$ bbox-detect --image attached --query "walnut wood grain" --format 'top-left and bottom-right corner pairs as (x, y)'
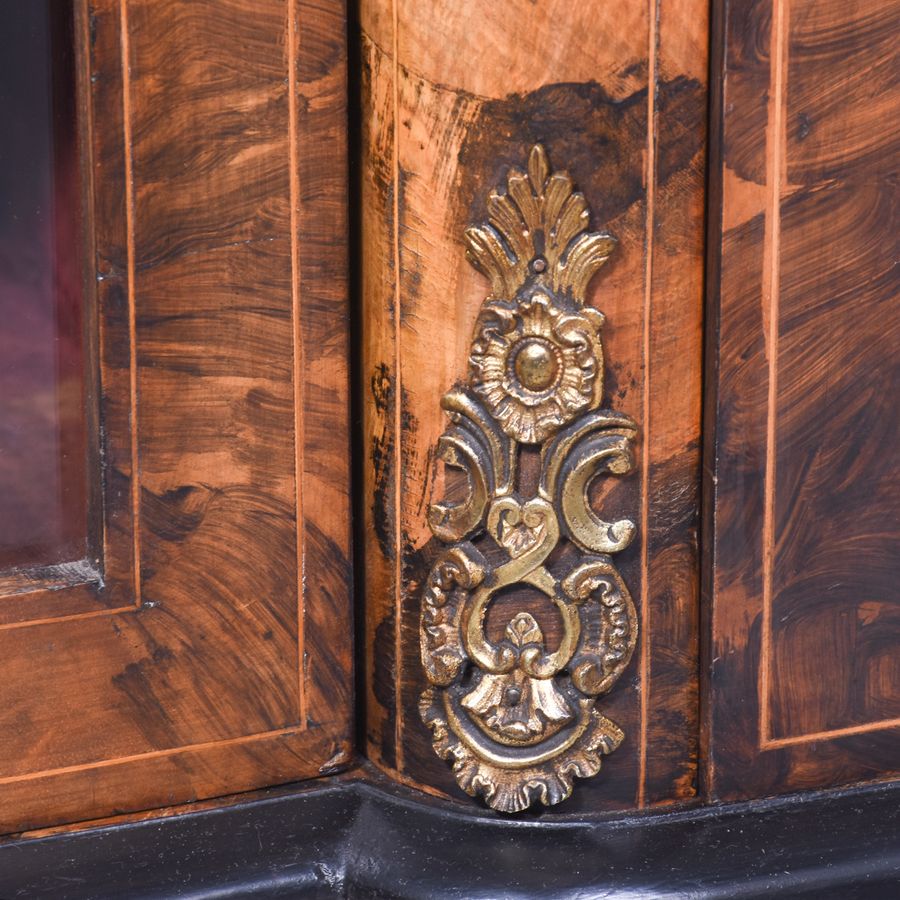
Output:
(704, 0), (899, 800)
(360, 0), (708, 811)
(0, 0), (351, 834)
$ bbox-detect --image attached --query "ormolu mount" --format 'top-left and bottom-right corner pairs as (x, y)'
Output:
(419, 145), (639, 812)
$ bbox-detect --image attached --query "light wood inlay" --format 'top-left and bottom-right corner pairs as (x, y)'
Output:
(637, 0), (660, 810)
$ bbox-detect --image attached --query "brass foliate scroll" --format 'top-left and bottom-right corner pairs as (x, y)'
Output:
(419, 145), (639, 812)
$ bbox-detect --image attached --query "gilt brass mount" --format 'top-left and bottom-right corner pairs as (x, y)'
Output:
(419, 145), (639, 812)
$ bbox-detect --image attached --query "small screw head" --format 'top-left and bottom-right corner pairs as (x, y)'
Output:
(503, 686), (523, 707)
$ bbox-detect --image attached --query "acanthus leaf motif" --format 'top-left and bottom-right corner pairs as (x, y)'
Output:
(419, 145), (638, 813)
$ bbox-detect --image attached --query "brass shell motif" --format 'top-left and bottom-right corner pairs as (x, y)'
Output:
(419, 145), (639, 812)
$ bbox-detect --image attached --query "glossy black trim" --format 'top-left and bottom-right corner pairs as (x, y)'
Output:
(1, 769), (898, 898)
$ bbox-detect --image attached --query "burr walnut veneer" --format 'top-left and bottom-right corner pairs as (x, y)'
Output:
(0, 0), (896, 873)
(0, 0), (352, 834)
(360, 0), (709, 813)
(359, 0), (897, 815)
(704, 0), (899, 800)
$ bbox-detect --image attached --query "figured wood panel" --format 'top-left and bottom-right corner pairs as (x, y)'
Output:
(705, 0), (899, 800)
(0, 0), (351, 833)
(360, 0), (708, 811)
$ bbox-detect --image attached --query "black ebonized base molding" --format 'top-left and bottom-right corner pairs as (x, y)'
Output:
(1, 766), (899, 898)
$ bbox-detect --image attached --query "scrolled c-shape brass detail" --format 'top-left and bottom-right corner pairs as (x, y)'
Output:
(426, 432), (490, 544)
(419, 145), (639, 813)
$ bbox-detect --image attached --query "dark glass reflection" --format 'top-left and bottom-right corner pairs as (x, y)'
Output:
(0, 1), (88, 570)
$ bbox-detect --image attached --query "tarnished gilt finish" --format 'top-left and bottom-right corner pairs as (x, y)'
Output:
(419, 145), (639, 812)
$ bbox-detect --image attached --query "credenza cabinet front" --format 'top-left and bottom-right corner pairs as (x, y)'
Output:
(0, 0), (896, 847)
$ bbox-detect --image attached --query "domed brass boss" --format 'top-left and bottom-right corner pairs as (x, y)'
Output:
(513, 339), (559, 392)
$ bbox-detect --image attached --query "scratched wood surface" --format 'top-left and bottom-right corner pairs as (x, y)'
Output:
(0, 0), (351, 833)
(360, 0), (709, 811)
(704, 0), (900, 800)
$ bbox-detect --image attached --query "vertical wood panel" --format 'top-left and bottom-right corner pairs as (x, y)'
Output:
(706, 0), (899, 800)
(361, 0), (708, 811)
